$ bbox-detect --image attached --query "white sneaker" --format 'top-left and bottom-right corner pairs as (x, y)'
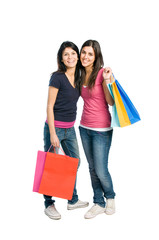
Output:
(84, 204), (105, 219)
(44, 204), (61, 220)
(105, 199), (115, 215)
(67, 200), (89, 210)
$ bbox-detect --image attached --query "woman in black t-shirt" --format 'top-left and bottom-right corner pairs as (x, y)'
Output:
(43, 41), (89, 220)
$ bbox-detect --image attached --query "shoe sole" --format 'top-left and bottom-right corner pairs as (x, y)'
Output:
(84, 211), (105, 219)
(44, 211), (61, 220)
(67, 203), (89, 210)
(105, 210), (115, 215)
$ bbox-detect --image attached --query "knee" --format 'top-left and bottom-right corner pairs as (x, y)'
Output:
(96, 169), (109, 181)
(89, 167), (97, 177)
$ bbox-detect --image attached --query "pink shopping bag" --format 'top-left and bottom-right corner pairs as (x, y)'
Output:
(33, 151), (47, 192)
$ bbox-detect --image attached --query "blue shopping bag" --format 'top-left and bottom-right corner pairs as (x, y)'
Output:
(115, 80), (141, 125)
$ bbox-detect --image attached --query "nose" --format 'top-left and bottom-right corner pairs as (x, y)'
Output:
(83, 53), (88, 59)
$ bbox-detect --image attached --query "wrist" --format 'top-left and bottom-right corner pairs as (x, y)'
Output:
(50, 130), (56, 137)
(104, 77), (110, 80)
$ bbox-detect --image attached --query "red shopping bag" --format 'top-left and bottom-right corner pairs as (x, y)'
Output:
(33, 147), (79, 200)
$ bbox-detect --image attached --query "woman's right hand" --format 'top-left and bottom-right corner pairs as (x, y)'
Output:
(50, 133), (60, 148)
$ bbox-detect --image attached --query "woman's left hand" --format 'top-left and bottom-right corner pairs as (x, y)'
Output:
(103, 67), (113, 83)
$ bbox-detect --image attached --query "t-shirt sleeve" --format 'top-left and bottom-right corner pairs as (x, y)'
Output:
(49, 72), (61, 89)
(99, 68), (104, 84)
(95, 68), (104, 85)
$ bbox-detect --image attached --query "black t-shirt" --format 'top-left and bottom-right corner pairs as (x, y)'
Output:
(49, 72), (80, 122)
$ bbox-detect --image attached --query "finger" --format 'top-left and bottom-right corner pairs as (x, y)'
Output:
(55, 140), (60, 148)
(52, 142), (57, 147)
(106, 68), (111, 73)
(106, 67), (112, 72)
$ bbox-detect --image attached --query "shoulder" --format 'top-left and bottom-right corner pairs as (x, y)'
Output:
(98, 68), (104, 75)
(95, 68), (104, 84)
(50, 71), (65, 81)
(49, 72), (65, 88)
(49, 72), (65, 87)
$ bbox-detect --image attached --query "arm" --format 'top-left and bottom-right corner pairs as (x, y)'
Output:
(102, 67), (114, 106)
(47, 86), (60, 147)
(102, 80), (114, 106)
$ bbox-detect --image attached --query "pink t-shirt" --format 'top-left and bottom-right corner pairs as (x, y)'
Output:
(46, 119), (75, 128)
(80, 68), (111, 128)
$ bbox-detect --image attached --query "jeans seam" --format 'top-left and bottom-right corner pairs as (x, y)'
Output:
(64, 129), (67, 139)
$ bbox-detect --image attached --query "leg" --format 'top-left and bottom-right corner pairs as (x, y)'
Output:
(61, 127), (89, 209)
(43, 122), (55, 208)
(92, 130), (116, 199)
(61, 127), (80, 205)
(79, 126), (106, 208)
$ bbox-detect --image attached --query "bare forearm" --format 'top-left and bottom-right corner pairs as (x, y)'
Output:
(47, 104), (56, 135)
(102, 81), (114, 106)
(46, 86), (60, 147)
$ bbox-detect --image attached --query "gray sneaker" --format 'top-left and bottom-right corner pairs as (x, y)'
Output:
(44, 204), (61, 220)
(67, 200), (89, 210)
(105, 199), (115, 215)
(84, 204), (106, 219)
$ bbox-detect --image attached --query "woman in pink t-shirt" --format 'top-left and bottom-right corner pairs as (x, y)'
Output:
(79, 40), (116, 219)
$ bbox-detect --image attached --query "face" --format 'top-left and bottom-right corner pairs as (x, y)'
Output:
(62, 47), (78, 69)
(80, 46), (95, 68)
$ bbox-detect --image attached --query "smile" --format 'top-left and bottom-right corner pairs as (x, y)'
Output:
(67, 61), (76, 63)
(82, 60), (89, 64)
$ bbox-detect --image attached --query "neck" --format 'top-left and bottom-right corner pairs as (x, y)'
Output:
(66, 67), (76, 76)
(85, 65), (93, 75)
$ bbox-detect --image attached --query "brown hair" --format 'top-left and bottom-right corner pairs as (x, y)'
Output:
(80, 40), (104, 89)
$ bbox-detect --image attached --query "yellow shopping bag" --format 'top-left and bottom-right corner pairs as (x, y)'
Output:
(111, 82), (131, 127)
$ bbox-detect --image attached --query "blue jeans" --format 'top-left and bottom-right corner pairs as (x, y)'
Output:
(79, 126), (115, 208)
(43, 122), (80, 208)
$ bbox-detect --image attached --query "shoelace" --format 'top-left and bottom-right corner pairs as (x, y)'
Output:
(89, 204), (101, 213)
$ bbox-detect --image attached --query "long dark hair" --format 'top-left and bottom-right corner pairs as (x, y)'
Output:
(54, 41), (80, 89)
(80, 40), (104, 89)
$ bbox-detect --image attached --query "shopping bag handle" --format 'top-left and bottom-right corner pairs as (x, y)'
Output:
(47, 145), (65, 155)
(111, 73), (115, 82)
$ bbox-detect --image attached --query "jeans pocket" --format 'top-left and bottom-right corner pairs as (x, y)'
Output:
(96, 130), (113, 147)
(97, 129), (113, 136)
(55, 127), (65, 136)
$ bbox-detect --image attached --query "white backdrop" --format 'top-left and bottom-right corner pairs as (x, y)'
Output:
(1, 0), (159, 239)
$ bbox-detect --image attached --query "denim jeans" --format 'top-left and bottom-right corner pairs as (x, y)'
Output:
(79, 126), (115, 208)
(43, 122), (80, 208)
